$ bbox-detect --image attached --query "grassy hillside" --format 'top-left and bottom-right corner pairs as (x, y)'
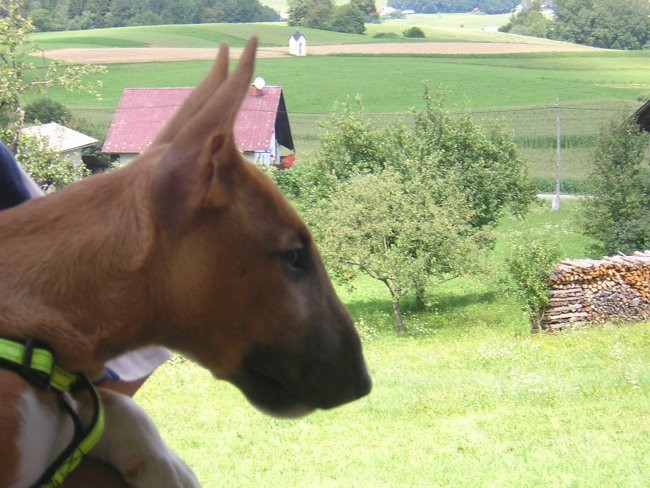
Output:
(31, 21), (649, 114)
(42, 48), (649, 187)
(32, 23), (409, 50)
(30, 13), (555, 48)
(42, 51), (650, 113)
(27, 21), (650, 188)
(369, 12), (519, 42)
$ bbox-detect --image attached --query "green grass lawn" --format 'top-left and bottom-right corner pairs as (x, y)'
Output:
(30, 12), (519, 47)
(31, 12), (517, 48)
(41, 50), (650, 113)
(31, 23), (411, 50)
(370, 13), (522, 42)
(138, 325), (649, 488)
(135, 201), (649, 487)
(40, 44), (649, 184)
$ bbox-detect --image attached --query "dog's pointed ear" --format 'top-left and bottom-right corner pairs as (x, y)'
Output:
(151, 37), (258, 225)
(152, 43), (230, 147)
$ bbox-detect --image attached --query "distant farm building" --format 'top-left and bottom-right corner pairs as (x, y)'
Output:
(635, 99), (650, 132)
(21, 122), (98, 166)
(635, 99), (650, 163)
(103, 83), (295, 167)
(289, 31), (307, 56)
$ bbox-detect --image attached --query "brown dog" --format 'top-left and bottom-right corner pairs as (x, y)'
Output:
(0, 37), (370, 487)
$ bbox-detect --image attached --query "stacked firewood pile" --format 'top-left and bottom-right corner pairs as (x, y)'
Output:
(541, 250), (650, 330)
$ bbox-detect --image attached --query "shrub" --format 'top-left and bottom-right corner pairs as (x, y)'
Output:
(504, 239), (561, 330)
(24, 98), (71, 125)
(581, 116), (650, 254)
(373, 32), (399, 39)
(8, 131), (89, 192)
(330, 3), (365, 34)
(403, 26), (425, 38)
(499, 0), (552, 38)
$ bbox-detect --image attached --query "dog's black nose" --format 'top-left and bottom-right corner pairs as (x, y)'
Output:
(355, 364), (372, 399)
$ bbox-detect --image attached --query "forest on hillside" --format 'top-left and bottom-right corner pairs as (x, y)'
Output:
(388, 0), (519, 15)
(23, 0), (280, 30)
(22, 0), (524, 31)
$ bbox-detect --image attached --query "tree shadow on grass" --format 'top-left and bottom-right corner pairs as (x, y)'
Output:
(345, 290), (498, 316)
(430, 291), (498, 314)
(345, 298), (394, 332)
(346, 298), (391, 318)
(344, 289), (500, 335)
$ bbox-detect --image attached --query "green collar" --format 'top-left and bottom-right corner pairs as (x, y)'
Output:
(0, 336), (105, 488)
(0, 337), (78, 392)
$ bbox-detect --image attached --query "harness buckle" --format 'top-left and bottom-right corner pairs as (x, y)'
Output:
(21, 336), (52, 390)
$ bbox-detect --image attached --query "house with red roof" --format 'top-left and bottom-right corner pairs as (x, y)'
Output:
(102, 81), (295, 168)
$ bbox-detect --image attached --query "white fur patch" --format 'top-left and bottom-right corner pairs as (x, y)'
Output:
(11, 389), (73, 488)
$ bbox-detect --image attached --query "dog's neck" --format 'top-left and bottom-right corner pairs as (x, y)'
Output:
(0, 158), (160, 375)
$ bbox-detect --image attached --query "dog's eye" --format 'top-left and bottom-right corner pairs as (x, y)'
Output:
(282, 248), (307, 274)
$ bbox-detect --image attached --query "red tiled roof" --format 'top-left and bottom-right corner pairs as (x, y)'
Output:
(103, 86), (284, 154)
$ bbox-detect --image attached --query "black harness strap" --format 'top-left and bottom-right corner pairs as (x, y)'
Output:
(31, 374), (104, 488)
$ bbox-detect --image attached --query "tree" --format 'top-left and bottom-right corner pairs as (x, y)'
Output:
(352, 0), (379, 23)
(30, 7), (56, 31)
(0, 0), (106, 140)
(287, 0), (310, 26)
(24, 98), (71, 124)
(411, 88), (534, 229)
(289, 94), (535, 331)
(202, 3), (228, 22)
(320, 98), (390, 176)
(211, 0), (280, 23)
(388, 0), (518, 14)
(22, 0), (281, 29)
(309, 167), (486, 332)
(161, 0), (201, 24)
(499, 0), (552, 38)
(552, 0), (650, 50)
(311, 93), (536, 227)
(581, 116), (650, 254)
(287, 0), (334, 29)
(3, 129), (89, 192)
(85, 0), (111, 28)
(330, 3), (366, 34)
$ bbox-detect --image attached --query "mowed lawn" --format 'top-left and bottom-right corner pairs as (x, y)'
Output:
(41, 50), (650, 113)
(135, 202), (650, 487)
(138, 325), (649, 488)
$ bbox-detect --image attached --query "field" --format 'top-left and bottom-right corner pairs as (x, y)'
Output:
(25, 19), (650, 486)
(134, 201), (650, 487)
(30, 20), (650, 191)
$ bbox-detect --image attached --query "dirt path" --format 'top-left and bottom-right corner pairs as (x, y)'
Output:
(43, 42), (599, 64)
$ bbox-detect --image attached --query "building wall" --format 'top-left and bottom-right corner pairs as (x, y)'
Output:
(289, 37), (306, 56)
(118, 133), (279, 166)
(62, 149), (84, 166)
(118, 154), (138, 165)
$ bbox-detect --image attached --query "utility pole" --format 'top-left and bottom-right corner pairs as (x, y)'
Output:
(552, 99), (561, 211)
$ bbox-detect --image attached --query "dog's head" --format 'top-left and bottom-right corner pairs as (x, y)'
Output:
(141, 38), (370, 418)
